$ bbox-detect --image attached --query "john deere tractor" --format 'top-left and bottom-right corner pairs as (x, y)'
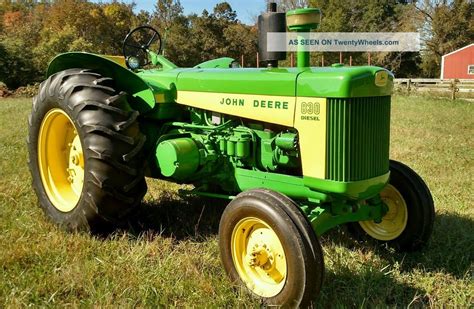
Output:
(27, 5), (434, 306)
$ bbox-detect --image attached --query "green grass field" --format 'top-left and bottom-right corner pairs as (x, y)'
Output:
(1, 95), (472, 307)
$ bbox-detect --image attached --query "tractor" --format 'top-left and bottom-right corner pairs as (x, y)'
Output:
(27, 5), (434, 307)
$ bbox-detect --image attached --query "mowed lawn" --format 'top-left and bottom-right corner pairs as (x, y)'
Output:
(0, 95), (472, 307)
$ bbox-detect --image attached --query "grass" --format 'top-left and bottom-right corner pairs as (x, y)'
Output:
(0, 95), (473, 307)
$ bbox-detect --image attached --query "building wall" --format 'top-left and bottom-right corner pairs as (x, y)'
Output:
(442, 45), (474, 79)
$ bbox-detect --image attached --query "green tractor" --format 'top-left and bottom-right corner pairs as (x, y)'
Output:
(27, 5), (434, 307)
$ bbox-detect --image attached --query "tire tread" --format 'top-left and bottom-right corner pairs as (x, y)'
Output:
(27, 68), (147, 232)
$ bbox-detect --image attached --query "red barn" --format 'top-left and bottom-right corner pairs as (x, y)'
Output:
(440, 43), (474, 79)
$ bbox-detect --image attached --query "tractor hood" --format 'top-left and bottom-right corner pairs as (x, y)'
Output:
(172, 65), (393, 129)
(175, 66), (393, 98)
(296, 66), (393, 97)
(175, 68), (299, 96)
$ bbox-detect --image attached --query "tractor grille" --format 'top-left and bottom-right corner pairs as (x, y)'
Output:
(326, 96), (391, 182)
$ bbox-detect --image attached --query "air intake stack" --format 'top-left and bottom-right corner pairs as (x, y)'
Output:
(258, 2), (287, 68)
(286, 8), (321, 68)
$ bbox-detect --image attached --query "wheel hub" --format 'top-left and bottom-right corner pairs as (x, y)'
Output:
(359, 184), (408, 241)
(231, 217), (287, 298)
(247, 244), (274, 269)
(67, 134), (84, 194)
(38, 109), (84, 212)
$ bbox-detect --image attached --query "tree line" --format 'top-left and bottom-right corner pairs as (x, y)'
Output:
(0, 0), (472, 89)
(0, 0), (257, 88)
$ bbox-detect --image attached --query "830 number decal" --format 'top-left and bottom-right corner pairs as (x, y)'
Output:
(301, 102), (320, 115)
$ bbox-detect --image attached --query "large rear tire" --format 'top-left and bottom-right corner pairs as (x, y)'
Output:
(27, 68), (147, 232)
(219, 189), (324, 307)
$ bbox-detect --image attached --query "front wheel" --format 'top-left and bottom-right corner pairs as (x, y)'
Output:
(219, 189), (324, 307)
(350, 160), (435, 251)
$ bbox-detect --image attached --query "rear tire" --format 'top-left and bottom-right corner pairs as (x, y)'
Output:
(349, 160), (435, 251)
(219, 189), (324, 307)
(28, 68), (147, 232)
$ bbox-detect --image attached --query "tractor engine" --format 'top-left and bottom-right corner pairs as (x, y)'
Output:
(154, 109), (301, 187)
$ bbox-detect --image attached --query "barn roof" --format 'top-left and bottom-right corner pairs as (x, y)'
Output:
(442, 43), (474, 59)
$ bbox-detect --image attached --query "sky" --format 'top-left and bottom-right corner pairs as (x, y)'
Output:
(93, 0), (266, 25)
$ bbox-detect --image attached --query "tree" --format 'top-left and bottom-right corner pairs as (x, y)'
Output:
(224, 23), (258, 66)
(136, 10), (152, 27)
(305, 0), (424, 76)
(154, 0), (183, 27)
(213, 2), (237, 22)
(102, 2), (138, 54)
(271, 0), (310, 11)
(0, 38), (40, 88)
(416, 0), (474, 77)
(152, 0), (183, 56)
(0, 4), (44, 87)
(156, 2), (257, 67)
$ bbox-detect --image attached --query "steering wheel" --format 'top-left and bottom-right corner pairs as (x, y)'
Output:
(122, 26), (162, 69)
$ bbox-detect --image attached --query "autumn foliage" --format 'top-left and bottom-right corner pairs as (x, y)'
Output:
(0, 0), (257, 89)
(0, 0), (472, 89)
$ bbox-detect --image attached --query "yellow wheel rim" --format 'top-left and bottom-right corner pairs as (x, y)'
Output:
(38, 108), (84, 212)
(231, 217), (287, 298)
(359, 184), (408, 241)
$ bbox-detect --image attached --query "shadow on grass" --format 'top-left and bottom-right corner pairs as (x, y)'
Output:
(327, 212), (473, 280)
(121, 196), (429, 305)
(122, 196), (471, 305)
(400, 212), (473, 279)
(125, 194), (473, 278)
(318, 266), (430, 307)
(125, 193), (227, 241)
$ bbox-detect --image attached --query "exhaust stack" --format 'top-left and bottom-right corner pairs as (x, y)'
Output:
(257, 2), (287, 68)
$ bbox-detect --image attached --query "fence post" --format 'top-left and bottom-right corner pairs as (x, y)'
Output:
(349, 55), (352, 66)
(241, 55), (244, 67)
(256, 52), (259, 68)
(321, 54), (325, 67)
(407, 79), (411, 94)
(339, 52), (343, 64)
(450, 79), (459, 100)
(290, 53), (294, 67)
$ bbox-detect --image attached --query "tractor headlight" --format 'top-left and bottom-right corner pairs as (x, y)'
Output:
(230, 61), (240, 68)
(127, 56), (141, 70)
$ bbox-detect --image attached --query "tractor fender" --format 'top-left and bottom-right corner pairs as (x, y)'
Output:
(47, 52), (155, 113)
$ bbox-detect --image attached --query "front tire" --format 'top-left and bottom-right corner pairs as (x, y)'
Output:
(28, 68), (147, 232)
(219, 189), (324, 307)
(350, 160), (435, 251)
